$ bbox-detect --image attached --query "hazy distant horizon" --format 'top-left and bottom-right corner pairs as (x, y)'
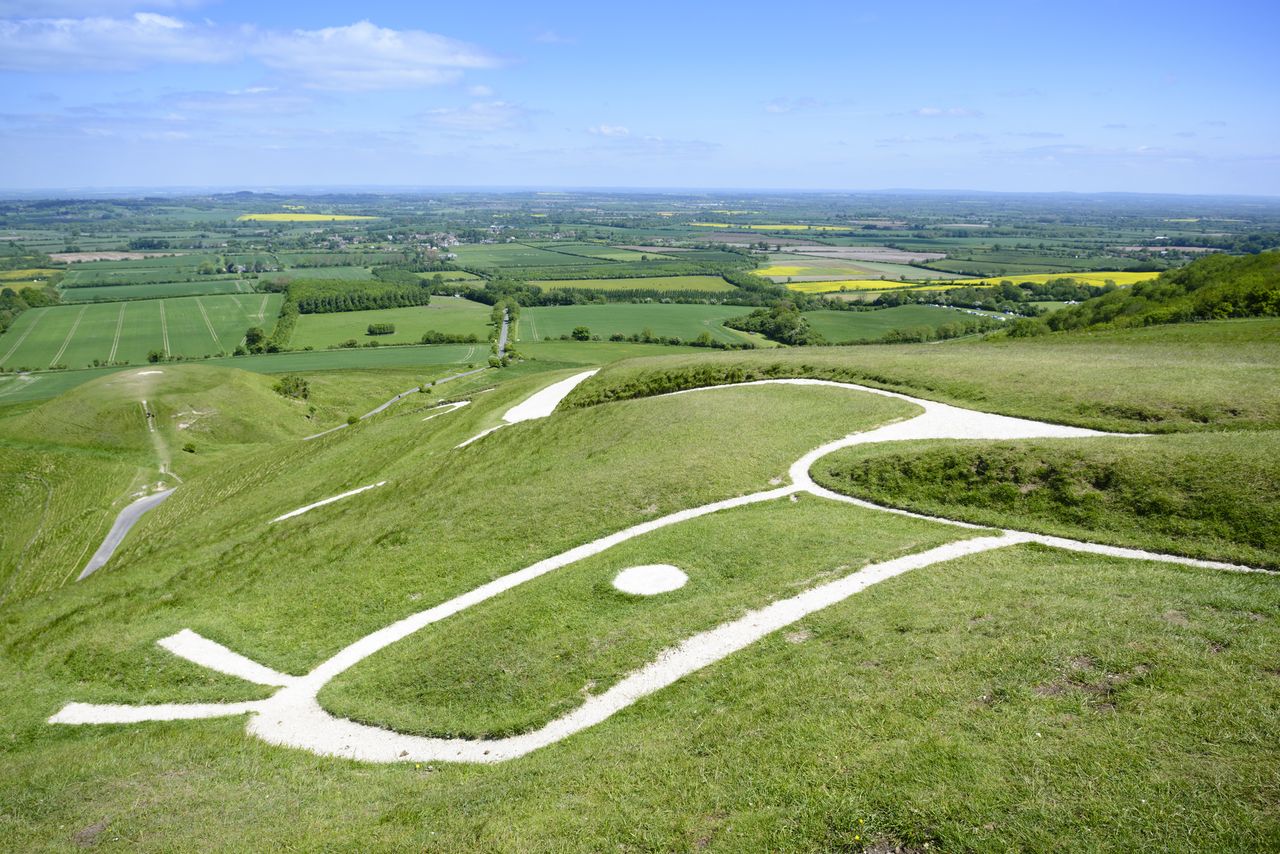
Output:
(2, 1), (1276, 194)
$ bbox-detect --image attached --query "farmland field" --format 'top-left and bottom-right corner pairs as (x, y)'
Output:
(290, 298), (491, 349)
(517, 303), (764, 345)
(236, 214), (379, 222)
(802, 305), (998, 342)
(689, 222), (851, 231)
(59, 279), (255, 302)
(525, 274), (735, 292)
(0, 293), (281, 370)
(452, 243), (601, 268)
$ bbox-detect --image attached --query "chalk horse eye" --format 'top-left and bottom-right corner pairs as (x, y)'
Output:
(612, 564), (688, 596)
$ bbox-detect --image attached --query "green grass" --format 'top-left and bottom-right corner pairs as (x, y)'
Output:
(59, 279), (253, 302)
(517, 303), (761, 345)
(0, 443), (144, 603)
(0, 294), (282, 370)
(813, 433), (1280, 569)
(3, 543), (1277, 850)
(322, 495), (973, 739)
(526, 275), (736, 292)
(291, 298), (491, 349)
(803, 305), (997, 342)
(564, 318), (1280, 433)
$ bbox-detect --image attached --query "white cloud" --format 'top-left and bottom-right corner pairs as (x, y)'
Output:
(913, 106), (983, 118)
(467, 84), (494, 97)
(251, 20), (499, 91)
(0, 1), (204, 13)
(587, 124), (629, 137)
(0, 15), (501, 91)
(0, 13), (237, 71)
(422, 101), (527, 132)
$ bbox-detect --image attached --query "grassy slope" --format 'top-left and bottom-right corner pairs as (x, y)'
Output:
(0, 364), (512, 596)
(0, 321), (1276, 850)
(813, 433), (1280, 569)
(564, 318), (1280, 433)
(2, 546), (1276, 851)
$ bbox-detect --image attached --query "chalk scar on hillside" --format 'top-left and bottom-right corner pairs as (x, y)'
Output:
(47, 378), (1265, 763)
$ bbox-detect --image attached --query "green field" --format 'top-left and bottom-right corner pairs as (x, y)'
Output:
(452, 243), (600, 268)
(291, 298), (491, 349)
(517, 303), (763, 345)
(59, 279), (254, 302)
(526, 274), (736, 292)
(0, 294), (281, 370)
(802, 305), (1001, 342)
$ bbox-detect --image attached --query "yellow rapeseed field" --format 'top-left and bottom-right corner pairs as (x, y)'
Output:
(0, 268), (60, 280)
(784, 270), (1160, 294)
(236, 213), (379, 222)
(950, 271), (1159, 287)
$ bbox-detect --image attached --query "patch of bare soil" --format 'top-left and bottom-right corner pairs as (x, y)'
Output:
(73, 819), (109, 847)
(1034, 658), (1151, 710)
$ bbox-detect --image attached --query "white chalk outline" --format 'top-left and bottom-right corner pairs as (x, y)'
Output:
(49, 379), (1266, 764)
(456, 369), (599, 447)
(269, 481), (388, 524)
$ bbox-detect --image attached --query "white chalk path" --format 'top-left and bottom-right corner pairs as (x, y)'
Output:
(269, 481), (387, 524)
(456, 369), (599, 447)
(50, 379), (1266, 763)
(78, 488), (176, 580)
(422, 400), (469, 422)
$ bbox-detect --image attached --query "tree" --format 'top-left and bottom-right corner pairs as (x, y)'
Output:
(244, 326), (266, 351)
(147, 350), (164, 363)
(571, 325), (591, 341)
(273, 374), (310, 400)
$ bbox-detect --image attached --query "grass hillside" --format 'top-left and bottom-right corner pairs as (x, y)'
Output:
(1044, 251), (1279, 331)
(564, 318), (1280, 432)
(0, 317), (1276, 850)
(813, 432), (1280, 569)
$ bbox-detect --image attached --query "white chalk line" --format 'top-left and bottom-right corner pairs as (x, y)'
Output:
(269, 481), (388, 524)
(108, 302), (126, 363)
(457, 369), (599, 447)
(422, 400), (469, 422)
(49, 378), (1270, 762)
(48, 304), (87, 367)
(158, 629), (298, 687)
(0, 306), (45, 365)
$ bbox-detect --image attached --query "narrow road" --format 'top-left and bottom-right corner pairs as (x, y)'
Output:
(497, 309), (510, 358)
(79, 489), (176, 580)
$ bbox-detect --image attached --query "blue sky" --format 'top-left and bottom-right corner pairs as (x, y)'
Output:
(1, 0), (1277, 194)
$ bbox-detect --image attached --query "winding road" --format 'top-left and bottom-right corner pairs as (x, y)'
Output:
(51, 377), (1265, 763)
